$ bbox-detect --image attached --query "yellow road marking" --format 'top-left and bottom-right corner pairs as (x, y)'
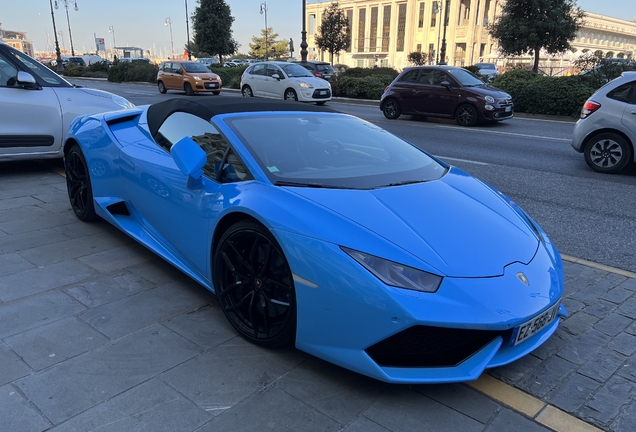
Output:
(561, 254), (636, 279)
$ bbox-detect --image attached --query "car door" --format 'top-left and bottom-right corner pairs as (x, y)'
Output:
(416, 70), (459, 118)
(265, 64), (286, 98)
(619, 80), (636, 138)
(0, 50), (63, 158)
(244, 63), (267, 96)
(391, 69), (422, 114)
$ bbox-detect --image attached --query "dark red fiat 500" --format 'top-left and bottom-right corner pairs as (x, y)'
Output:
(380, 66), (513, 126)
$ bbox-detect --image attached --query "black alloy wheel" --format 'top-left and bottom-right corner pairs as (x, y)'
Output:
(284, 88), (298, 101)
(382, 99), (401, 119)
(184, 82), (194, 96)
(455, 104), (478, 126)
(158, 81), (167, 94)
(65, 144), (97, 222)
(584, 132), (632, 174)
(214, 220), (296, 347)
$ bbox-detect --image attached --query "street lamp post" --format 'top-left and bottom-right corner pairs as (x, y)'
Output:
(55, 0), (78, 57)
(185, 0), (192, 60)
(49, 0), (63, 73)
(165, 17), (175, 59)
(438, 0), (450, 65)
(300, 0), (308, 62)
(108, 25), (116, 59)
(260, 2), (268, 61)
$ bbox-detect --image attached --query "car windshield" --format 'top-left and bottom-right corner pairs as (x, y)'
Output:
(475, 63), (496, 69)
(183, 62), (211, 73)
(447, 68), (485, 86)
(281, 63), (314, 78)
(8, 47), (68, 86)
(315, 64), (335, 73)
(225, 113), (446, 189)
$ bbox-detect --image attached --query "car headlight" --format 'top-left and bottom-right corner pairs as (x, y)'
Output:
(342, 247), (442, 293)
(111, 94), (135, 109)
(298, 81), (314, 89)
(485, 96), (495, 103)
(193, 75), (202, 80)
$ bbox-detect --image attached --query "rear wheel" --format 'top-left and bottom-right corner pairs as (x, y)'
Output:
(214, 220), (296, 348)
(242, 85), (253, 97)
(382, 99), (401, 119)
(65, 144), (97, 222)
(184, 83), (194, 96)
(284, 88), (298, 101)
(455, 104), (478, 126)
(584, 132), (632, 174)
(158, 81), (167, 94)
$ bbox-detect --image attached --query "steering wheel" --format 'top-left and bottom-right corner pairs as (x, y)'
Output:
(324, 140), (344, 155)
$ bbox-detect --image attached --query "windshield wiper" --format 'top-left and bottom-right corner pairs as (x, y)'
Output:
(379, 179), (425, 188)
(275, 181), (332, 188)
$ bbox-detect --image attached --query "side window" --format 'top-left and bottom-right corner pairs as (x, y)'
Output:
(266, 65), (281, 78)
(251, 64), (265, 75)
(607, 82), (634, 104)
(156, 112), (252, 182)
(399, 69), (420, 83)
(0, 54), (18, 88)
(419, 70), (435, 84)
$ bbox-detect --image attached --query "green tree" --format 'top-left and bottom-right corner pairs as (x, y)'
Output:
(192, 0), (239, 64)
(248, 28), (290, 60)
(488, 0), (585, 73)
(407, 51), (429, 66)
(315, 2), (350, 65)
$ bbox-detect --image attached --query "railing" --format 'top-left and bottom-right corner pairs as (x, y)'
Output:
(353, 37), (391, 53)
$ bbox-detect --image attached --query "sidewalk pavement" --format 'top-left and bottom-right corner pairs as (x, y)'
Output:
(1, 159), (632, 432)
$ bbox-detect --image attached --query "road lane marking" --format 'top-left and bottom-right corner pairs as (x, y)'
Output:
(434, 124), (571, 142)
(434, 156), (489, 165)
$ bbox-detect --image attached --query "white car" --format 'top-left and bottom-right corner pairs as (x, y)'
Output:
(240, 61), (331, 104)
(0, 42), (134, 161)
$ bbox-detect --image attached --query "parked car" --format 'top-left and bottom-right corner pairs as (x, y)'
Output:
(196, 57), (220, 67)
(241, 61), (331, 104)
(571, 71), (636, 173)
(117, 57), (154, 65)
(157, 60), (222, 96)
(0, 42), (134, 161)
(380, 65), (514, 126)
(474, 62), (499, 81)
(63, 96), (566, 383)
(224, 59), (245, 68)
(294, 61), (336, 81)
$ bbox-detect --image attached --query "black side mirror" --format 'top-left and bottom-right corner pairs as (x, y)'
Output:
(440, 80), (452, 90)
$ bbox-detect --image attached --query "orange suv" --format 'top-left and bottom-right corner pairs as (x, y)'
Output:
(157, 60), (222, 96)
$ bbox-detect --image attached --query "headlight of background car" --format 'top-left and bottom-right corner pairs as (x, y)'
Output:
(485, 96), (495, 103)
(298, 81), (314, 89)
(193, 76), (202, 80)
(111, 95), (135, 109)
(342, 247), (442, 293)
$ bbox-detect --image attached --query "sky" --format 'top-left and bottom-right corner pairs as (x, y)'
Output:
(3, 0), (635, 58)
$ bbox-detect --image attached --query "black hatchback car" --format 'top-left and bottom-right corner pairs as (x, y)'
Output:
(294, 61), (336, 81)
(380, 66), (513, 126)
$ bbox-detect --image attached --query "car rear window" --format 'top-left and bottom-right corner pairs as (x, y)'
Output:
(607, 82), (634, 103)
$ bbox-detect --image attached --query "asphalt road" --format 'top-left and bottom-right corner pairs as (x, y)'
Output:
(69, 80), (636, 274)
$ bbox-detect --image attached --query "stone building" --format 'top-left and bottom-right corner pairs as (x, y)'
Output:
(0, 23), (34, 57)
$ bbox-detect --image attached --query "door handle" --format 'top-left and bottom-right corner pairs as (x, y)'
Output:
(631, 111), (636, 115)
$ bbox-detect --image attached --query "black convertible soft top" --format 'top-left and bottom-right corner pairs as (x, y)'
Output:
(147, 97), (335, 139)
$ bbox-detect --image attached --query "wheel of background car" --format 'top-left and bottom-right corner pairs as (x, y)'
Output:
(583, 132), (633, 174)
(382, 99), (401, 120)
(214, 219), (296, 348)
(158, 81), (167, 94)
(284, 88), (298, 101)
(184, 82), (194, 96)
(242, 85), (253, 97)
(316, 101), (327, 105)
(455, 104), (478, 127)
(212, 91), (221, 96)
(65, 144), (98, 222)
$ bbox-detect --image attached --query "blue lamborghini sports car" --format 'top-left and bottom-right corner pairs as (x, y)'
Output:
(63, 97), (567, 384)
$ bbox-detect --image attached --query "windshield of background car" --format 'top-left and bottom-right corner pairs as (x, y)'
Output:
(447, 68), (485, 86)
(475, 63), (496, 70)
(7, 47), (68, 86)
(225, 113), (447, 189)
(315, 64), (335, 73)
(182, 62), (211, 73)
(281, 64), (314, 78)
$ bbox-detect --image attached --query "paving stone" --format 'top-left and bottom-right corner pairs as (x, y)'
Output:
(547, 373), (601, 413)
(127, 259), (189, 286)
(79, 280), (213, 339)
(578, 348), (626, 383)
(48, 379), (210, 432)
(64, 272), (154, 308)
(0, 227), (70, 255)
(15, 325), (200, 425)
(557, 328), (611, 365)
(160, 338), (307, 417)
(0, 292), (85, 339)
(0, 206), (76, 234)
(617, 355), (636, 383)
(31, 189), (69, 204)
(4, 317), (109, 371)
(0, 344), (31, 386)
(0, 252), (35, 277)
(560, 311), (600, 336)
(579, 375), (635, 427)
(602, 286), (634, 304)
(528, 329), (574, 361)
(569, 284), (607, 305)
(77, 244), (156, 274)
(489, 353), (543, 384)
(617, 299), (636, 319)
(0, 384), (51, 432)
(362, 387), (483, 432)
(583, 299), (618, 319)
(594, 313), (632, 336)
(0, 260), (99, 302)
(340, 416), (391, 432)
(619, 278), (636, 292)
(518, 355), (578, 398)
(562, 298), (585, 315)
(275, 356), (386, 425)
(611, 400), (636, 432)
(484, 408), (552, 432)
(0, 195), (41, 211)
(163, 303), (238, 349)
(416, 383), (499, 424)
(52, 219), (122, 239)
(626, 321), (636, 336)
(609, 333), (636, 356)
(197, 386), (340, 432)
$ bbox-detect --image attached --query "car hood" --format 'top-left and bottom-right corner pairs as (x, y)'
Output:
(291, 76), (330, 87)
(466, 84), (510, 99)
(188, 73), (220, 79)
(287, 168), (538, 278)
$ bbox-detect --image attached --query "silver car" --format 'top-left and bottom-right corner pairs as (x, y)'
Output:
(0, 42), (134, 161)
(571, 72), (636, 173)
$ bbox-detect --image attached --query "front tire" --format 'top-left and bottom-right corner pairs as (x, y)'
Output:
(184, 83), (194, 96)
(455, 104), (478, 126)
(212, 90), (221, 96)
(214, 220), (296, 348)
(382, 99), (401, 119)
(65, 144), (97, 222)
(584, 132), (632, 173)
(158, 81), (167, 94)
(284, 88), (298, 101)
(242, 85), (253, 97)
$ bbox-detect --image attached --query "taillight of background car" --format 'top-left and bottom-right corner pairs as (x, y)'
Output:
(580, 100), (601, 119)
(312, 71), (324, 79)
